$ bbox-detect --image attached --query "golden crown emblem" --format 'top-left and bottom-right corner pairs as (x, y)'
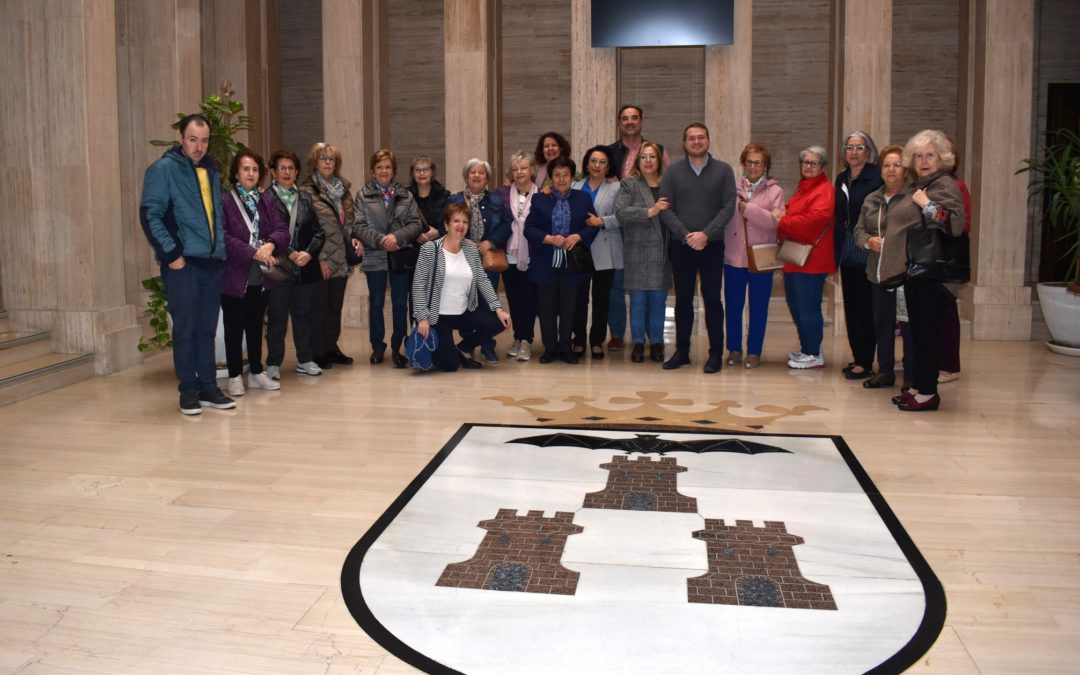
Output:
(485, 390), (825, 432)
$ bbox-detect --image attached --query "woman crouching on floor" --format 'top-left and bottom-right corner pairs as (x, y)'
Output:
(412, 202), (511, 371)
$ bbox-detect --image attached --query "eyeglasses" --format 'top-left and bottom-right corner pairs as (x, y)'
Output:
(413, 166), (432, 174)
(914, 152), (938, 161)
(638, 153), (658, 161)
(843, 144), (867, 152)
(881, 162), (904, 170)
(317, 155), (335, 163)
(589, 158), (608, 165)
(744, 160), (763, 167)
(274, 165), (296, 172)
(801, 160), (824, 167)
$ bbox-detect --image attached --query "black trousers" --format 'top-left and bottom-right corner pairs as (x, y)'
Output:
(265, 279), (316, 366)
(572, 268), (614, 348)
(670, 241), (724, 356)
(310, 275), (348, 359)
(537, 268), (581, 355)
(841, 265), (876, 369)
(870, 283), (899, 374)
(904, 278), (949, 395)
(940, 292), (961, 373)
(221, 284), (266, 378)
(502, 266), (537, 342)
(431, 308), (506, 371)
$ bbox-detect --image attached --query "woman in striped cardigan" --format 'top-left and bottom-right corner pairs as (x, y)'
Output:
(413, 202), (510, 371)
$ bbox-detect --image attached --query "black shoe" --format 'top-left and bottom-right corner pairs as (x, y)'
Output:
(392, 352), (408, 368)
(863, 372), (896, 389)
(539, 351), (557, 364)
(331, 350), (354, 365)
(591, 346), (605, 360)
(650, 344), (665, 363)
(179, 391), (202, 415)
(198, 388), (237, 410)
(458, 351), (483, 369)
(314, 355), (333, 370)
(631, 344), (645, 363)
(663, 351), (690, 370)
(844, 366), (873, 380)
(370, 350), (385, 365)
(559, 351), (580, 364)
(703, 355), (722, 374)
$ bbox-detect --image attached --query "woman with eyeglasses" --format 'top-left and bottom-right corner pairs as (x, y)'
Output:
(571, 145), (622, 360)
(852, 144), (911, 390)
(352, 149), (424, 368)
(301, 142), (357, 371)
(264, 150), (325, 380)
(408, 156), (449, 242)
(835, 131), (884, 381)
(722, 143), (785, 369)
(775, 146), (836, 370)
(614, 141), (671, 363)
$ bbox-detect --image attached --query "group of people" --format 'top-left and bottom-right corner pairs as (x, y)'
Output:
(140, 107), (969, 416)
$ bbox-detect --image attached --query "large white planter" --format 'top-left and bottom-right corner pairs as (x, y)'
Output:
(1037, 282), (1080, 355)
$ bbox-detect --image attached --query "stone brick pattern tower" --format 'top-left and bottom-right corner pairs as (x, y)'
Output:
(436, 509), (584, 594)
(583, 455), (698, 512)
(687, 519), (836, 610)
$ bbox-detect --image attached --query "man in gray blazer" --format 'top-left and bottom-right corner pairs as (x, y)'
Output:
(658, 123), (736, 373)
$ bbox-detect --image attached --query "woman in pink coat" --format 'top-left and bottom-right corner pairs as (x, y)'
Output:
(722, 143), (784, 369)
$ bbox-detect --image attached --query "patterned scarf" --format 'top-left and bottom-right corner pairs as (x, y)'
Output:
(742, 173), (766, 199)
(551, 189), (571, 237)
(465, 189), (486, 241)
(507, 182), (536, 271)
(271, 181), (297, 215)
(236, 186), (261, 247)
(315, 173), (346, 223)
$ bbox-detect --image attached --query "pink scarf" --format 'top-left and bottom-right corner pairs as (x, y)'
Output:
(507, 182), (536, 271)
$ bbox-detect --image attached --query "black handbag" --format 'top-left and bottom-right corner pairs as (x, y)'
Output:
(565, 242), (594, 273)
(906, 226), (970, 284)
(389, 245), (420, 274)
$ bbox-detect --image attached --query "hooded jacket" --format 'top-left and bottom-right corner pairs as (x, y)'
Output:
(140, 145), (226, 263)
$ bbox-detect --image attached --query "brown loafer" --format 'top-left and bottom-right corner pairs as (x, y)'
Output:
(863, 372), (896, 389)
(726, 351), (743, 366)
(744, 354), (761, 369)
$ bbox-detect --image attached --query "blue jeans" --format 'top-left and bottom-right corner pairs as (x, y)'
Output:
(365, 270), (411, 352)
(628, 289), (666, 344)
(161, 258), (223, 394)
(784, 272), (827, 356)
(608, 268), (626, 338)
(724, 265), (774, 356)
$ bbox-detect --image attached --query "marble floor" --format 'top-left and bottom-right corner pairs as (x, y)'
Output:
(0, 320), (1078, 673)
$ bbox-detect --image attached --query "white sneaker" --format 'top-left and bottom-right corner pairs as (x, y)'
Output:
(507, 341), (519, 358)
(788, 350), (802, 361)
(249, 371), (281, 390)
(266, 365), (280, 380)
(517, 341), (532, 362)
(295, 361), (323, 376)
(227, 375), (245, 397)
(788, 352), (825, 369)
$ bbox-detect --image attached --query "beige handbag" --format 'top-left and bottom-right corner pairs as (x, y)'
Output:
(777, 222), (832, 268)
(744, 215), (782, 273)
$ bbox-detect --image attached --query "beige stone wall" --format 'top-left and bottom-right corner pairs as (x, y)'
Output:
(276, 0), (324, 163)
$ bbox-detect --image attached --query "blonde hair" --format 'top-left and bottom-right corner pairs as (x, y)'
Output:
(630, 142), (665, 179)
(306, 142), (342, 176)
(902, 129), (956, 173)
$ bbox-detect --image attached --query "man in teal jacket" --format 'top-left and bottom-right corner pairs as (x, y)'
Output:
(140, 114), (235, 415)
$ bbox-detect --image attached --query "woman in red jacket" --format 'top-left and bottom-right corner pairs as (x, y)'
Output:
(775, 145), (836, 369)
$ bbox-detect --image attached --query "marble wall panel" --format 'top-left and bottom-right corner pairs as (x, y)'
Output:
(890, 0), (960, 146)
(386, 0), (444, 185)
(277, 0), (323, 164)
(618, 48), (706, 165)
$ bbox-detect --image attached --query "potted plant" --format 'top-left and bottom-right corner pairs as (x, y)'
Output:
(1018, 125), (1080, 354)
(138, 81), (252, 353)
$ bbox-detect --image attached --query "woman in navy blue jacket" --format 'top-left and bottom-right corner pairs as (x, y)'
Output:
(524, 157), (599, 364)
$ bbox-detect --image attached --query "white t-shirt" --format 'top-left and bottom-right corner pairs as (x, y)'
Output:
(438, 248), (472, 316)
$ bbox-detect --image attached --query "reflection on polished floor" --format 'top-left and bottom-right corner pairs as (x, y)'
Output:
(0, 319), (1078, 673)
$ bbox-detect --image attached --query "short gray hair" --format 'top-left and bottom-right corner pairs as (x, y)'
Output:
(800, 145), (829, 167)
(902, 129), (956, 173)
(840, 130), (879, 167)
(462, 157), (492, 183)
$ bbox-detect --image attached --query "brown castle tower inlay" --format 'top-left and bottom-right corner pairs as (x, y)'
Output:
(436, 509), (584, 594)
(583, 455), (698, 512)
(687, 519), (837, 610)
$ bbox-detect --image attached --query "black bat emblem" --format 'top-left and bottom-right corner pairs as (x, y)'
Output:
(506, 432), (791, 456)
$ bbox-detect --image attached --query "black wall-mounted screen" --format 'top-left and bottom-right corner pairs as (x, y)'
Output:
(591, 0), (735, 48)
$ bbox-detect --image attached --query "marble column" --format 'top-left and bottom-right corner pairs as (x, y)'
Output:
(0, 0), (140, 374)
(570, 0), (616, 156)
(959, 0), (1034, 339)
(704, 0), (753, 166)
(444, 0), (497, 192)
(827, 0), (893, 336)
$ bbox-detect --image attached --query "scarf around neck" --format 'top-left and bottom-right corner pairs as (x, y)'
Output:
(508, 183), (536, 271)
(465, 189), (486, 241)
(315, 173), (346, 222)
(551, 189), (571, 237)
(235, 186), (261, 246)
(742, 173), (767, 199)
